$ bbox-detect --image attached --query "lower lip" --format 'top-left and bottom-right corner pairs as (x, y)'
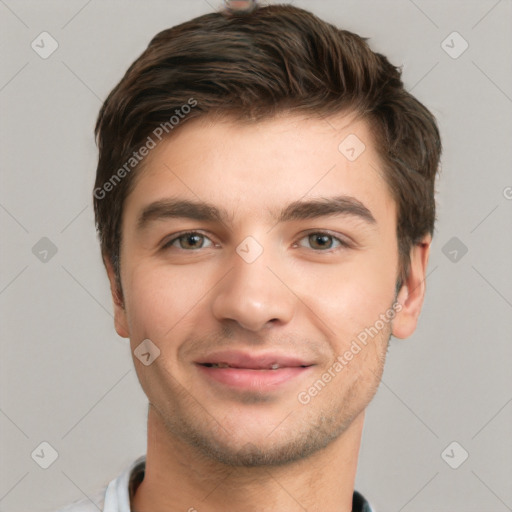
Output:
(196, 364), (312, 390)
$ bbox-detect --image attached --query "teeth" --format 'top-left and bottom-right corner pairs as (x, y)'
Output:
(207, 363), (282, 369)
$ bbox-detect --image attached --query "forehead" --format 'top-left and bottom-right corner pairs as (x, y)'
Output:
(123, 112), (395, 228)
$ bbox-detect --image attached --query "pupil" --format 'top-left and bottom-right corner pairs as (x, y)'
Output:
(311, 234), (331, 249)
(183, 234), (202, 248)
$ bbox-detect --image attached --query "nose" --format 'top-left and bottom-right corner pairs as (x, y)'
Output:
(211, 243), (296, 332)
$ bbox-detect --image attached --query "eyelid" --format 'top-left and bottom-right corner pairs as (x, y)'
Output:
(161, 229), (351, 252)
(295, 229), (351, 250)
(162, 230), (216, 250)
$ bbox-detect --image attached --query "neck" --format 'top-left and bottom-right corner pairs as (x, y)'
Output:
(132, 405), (364, 512)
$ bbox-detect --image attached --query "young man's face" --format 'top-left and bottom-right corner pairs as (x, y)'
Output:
(107, 113), (429, 466)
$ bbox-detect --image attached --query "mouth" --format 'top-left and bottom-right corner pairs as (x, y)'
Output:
(195, 352), (314, 390)
(199, 362), (311, 369)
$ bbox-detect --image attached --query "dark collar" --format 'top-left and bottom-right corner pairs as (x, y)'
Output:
(129, 461), (373, 511)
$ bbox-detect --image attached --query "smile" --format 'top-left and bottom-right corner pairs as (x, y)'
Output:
(195, 351), (315, 390)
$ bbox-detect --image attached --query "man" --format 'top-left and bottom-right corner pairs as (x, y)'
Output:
(59, 1), (441, 510)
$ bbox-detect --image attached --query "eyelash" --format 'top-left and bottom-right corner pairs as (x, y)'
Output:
(161, 230), (350, 252)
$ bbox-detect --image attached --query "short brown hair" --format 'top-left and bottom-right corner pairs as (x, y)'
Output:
(94, 3), (441, 296)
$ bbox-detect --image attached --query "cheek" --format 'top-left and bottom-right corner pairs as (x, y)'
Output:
(295, 254), (396, 331)
(306, 255), (396, 310)
(122, 261), (203, 343)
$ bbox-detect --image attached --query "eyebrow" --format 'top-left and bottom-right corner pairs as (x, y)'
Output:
(136, 195), (377, 231)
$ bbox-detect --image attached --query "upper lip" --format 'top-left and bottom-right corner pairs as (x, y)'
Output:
(195, 351), (314, 369)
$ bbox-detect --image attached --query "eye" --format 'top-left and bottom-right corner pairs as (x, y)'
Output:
(162, 231), (214, 250)
(295, 232), (349, 251)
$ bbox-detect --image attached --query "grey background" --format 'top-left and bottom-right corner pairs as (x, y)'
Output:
(1, 0), (511, 511)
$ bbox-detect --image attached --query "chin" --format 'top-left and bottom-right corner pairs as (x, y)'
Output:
(169, 409), (349, 468)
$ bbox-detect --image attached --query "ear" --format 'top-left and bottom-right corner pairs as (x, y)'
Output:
(104, 257), (130, 339)
(392, 234), (432, 339)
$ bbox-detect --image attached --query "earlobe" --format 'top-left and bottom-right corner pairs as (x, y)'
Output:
(104, 257), (130, 339)
(391, 235), (432, 340)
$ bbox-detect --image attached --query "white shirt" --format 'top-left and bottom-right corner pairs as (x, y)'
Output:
(56, 454), (374, 511)
(56, 455), (146, 512)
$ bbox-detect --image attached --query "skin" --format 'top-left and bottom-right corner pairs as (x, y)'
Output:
(105, 112), (431, 512)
